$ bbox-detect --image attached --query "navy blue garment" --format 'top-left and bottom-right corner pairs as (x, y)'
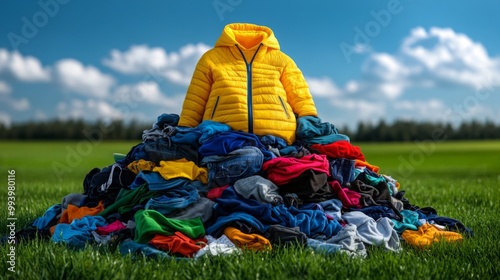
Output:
(272, 204), (343, 239)
(298, 203), (324, 212)
(295, 116), (350, 145)
(205, 212), (269, 237)
(171, 120), (232, 147)
(199, 131), (273, 160)
(259, 134), (292, 156)
(417, 209), (474, 236)
(354, 206), (400, 221)
(155, 113), (179, 128)
(213, 186), (280, 225)
(117, 142), (147, 167)
(329, 158), (356, 186)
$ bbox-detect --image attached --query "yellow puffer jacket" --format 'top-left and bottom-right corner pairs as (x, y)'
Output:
(179, 23), (317, 144)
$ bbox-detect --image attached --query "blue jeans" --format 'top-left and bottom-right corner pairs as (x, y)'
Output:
(201, 146), (264, 188)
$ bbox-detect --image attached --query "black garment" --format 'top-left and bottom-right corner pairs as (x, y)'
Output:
(84, 163), (137, 207)
(263, 225), (307, 247)
(278, 169), (335, 203)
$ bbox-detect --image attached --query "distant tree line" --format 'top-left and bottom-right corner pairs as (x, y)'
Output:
(342, 120), (500, 142)
(1, 119), (500, 141)
(0, 119), (150, 141)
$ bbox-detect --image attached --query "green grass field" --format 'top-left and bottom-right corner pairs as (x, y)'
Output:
(1, 140), (500, 280)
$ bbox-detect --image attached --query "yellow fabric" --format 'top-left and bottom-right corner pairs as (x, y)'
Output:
(402, 223), (464, 248)
(179, 23), (317, 144)
(224, 227), (272, 251)
(127, 159), (156, 174)
(152, 158), (208, 184)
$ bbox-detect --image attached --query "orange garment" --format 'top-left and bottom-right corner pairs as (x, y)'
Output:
(354, 159), (380, 173)
(50, 202), (104, 235)
(224, 227), (272, 251)
(402, 223), (463, 248)
(127, 159), (156, 174)
(149, 232), (207, 257)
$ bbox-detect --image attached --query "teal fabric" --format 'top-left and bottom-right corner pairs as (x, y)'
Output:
(391, 210), (422, 234)
(296, 116), (350, 145)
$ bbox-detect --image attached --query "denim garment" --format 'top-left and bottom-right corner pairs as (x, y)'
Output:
(318, 199), (343, 221)
(329, 158), (356, 186)
(202, 146), (264, 188)
(272, 204), (343, 239)
(142, 138), (199, 164)
(144, 186), (200, 215)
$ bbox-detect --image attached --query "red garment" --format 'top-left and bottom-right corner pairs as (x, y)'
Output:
(149, 232), (207, 257)
(262, 154), (330, 186)
(96, 220), (126, 235)
(207, 185), (230, 200)
(311, 140), (365, 161)
(329, 181), (362, 209)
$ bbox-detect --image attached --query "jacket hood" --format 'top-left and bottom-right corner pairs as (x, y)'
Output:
(215, 23), (280, 50)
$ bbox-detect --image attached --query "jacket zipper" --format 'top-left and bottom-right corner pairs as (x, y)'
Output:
(235, 43), (263, 134)
(278, 96), (290, 119)
(211, 96), (220, 119)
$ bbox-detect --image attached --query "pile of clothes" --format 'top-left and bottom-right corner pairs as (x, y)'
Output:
(6, 114), (472, 259)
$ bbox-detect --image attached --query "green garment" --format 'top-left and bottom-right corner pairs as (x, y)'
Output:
(134, 209), (206, 243)
(99, 184), (159, 217)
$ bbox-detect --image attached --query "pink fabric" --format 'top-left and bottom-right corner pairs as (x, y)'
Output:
(262, 154), (330, 186)
(329, 181), (362, 209)
(96, 220), (126, 235)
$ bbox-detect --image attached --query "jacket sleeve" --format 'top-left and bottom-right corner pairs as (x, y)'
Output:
(178, 54), (213, 127)
(281, 55), (318, 117)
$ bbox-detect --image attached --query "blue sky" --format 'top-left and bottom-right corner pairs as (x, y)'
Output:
(1, 0), (499, 129)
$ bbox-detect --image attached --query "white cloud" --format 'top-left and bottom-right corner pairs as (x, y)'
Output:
(330, 98), (386, 121)
(0, 49), (51, 82)
(306, 77), (342, 97)
(54, 59), (115, 98)
(113, 81), (182, 108)
(57, 99), (123, 120)
(359, 27), (500, 99)
(0, 112), (11, 127)
(0, 80), (30, 111)
(0, 80), (11, 94)
(393, 99), (446, 117)
(103, 43), (210, 85)
(6, 97), (30, 111)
